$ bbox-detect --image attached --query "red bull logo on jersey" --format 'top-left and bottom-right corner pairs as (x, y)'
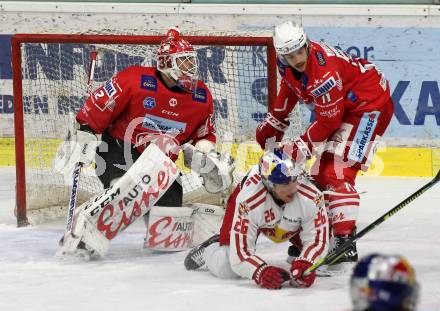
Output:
(348, 112), (380, 163)
(311, 76), (336, 97)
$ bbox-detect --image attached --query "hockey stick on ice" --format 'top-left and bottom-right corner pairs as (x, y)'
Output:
(305, 169), (440, 275)
(63, 51), (97, 235)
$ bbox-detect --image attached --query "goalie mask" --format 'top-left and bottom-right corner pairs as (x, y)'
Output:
(259, 150), (301, 192)
(156, 27), (198, 92)
(350, 254), (419, 311)
(273, 21), (308, 65)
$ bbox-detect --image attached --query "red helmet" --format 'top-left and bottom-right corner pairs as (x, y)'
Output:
(156, 27), (198, 92)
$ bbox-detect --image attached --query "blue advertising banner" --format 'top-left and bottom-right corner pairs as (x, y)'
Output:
(307, 26), (440, 140)
(1, 27), (439, 142)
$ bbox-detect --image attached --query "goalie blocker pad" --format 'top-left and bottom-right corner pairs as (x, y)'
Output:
(57, 144), (179, 257)
(144, 203), (225, 251)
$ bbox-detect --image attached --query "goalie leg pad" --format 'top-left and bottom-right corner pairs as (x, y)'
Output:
(57, 203), (110, 259)
(144, 206), (195, 252)
(190, 203), (225, 247)
(57, 144), (179, 258)
(144, 203), (225, 252)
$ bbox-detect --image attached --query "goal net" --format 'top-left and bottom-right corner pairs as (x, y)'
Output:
(11, 33), (304, 226)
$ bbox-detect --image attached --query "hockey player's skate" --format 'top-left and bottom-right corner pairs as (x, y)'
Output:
(317, 233), (358, 276)
(184, 234), (219, 271)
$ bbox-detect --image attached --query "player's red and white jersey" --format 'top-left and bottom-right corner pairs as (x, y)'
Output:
(272, 40), (391, 149)
(76, 66), (215, 159)
(228, 165), (328, 280)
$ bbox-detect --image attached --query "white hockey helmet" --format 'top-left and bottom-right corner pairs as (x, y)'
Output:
(273, 21), (308, 57)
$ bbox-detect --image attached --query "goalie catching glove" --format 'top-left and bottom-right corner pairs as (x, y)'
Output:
(183, 142), (234, 193)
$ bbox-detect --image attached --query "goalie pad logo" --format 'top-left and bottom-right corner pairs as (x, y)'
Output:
(91, 157), (179, 240)
(145, 207), (195, 251)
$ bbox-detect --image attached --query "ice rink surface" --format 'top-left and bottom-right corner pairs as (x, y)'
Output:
(0, 166), (439, 311)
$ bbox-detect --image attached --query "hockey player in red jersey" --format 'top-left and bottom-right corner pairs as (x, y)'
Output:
(184, 150), (329, 289)
(74, 26), (219, 204)
(256, 21), (394, 272)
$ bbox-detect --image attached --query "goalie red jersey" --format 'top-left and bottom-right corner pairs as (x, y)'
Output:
(76, 66), (216, 159)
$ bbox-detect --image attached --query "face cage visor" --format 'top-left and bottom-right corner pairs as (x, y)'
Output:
(171, 52), (199, 92)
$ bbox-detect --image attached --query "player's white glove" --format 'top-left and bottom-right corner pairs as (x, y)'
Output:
(183, 143), (235, 194)
(53, 114), (99, 177)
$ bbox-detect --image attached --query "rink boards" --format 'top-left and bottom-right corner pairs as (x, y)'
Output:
(0, 137), (438, 177)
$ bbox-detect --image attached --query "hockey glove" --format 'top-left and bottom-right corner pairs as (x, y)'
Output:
(253, 264), (291, 290)
(280, 137), (312, 164)
(76, 129), (99, 166)
(290, 259), (316, 288)
(256, 113), (289, 150)
(53, 119), (99, 178)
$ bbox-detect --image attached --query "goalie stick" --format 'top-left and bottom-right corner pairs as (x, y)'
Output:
(63, 51), (97, 235)
(305, 169), (440, 275)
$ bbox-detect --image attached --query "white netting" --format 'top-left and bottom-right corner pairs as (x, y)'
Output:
(16, 34), (304, 222)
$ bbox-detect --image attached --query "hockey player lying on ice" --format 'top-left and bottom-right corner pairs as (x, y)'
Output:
(56, 27), (233, 259)
(185, 150), (329, 289)
(256, 21), (394, 273)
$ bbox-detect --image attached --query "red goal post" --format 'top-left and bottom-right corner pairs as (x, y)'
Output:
(11, 33), (279, 227)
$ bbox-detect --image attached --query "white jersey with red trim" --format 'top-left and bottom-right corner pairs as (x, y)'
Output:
(229, 165), (329, 280)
